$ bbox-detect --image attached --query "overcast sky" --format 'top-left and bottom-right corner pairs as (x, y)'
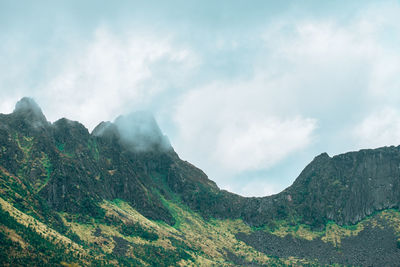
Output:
(1, 0), (400, 196)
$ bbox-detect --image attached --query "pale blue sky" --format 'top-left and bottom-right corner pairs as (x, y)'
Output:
(1, 0), (400, 196)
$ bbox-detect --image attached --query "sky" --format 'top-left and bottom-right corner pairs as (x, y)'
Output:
(1, 0), (400, 197)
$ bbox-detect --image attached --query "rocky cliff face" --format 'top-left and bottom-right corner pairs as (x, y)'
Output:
(284, 149), (400, 226)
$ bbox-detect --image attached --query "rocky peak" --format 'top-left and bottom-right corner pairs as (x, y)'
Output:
(53, 118), (90, 148)
(315, 152), (330, 160)
(12, 97), (47, 124)
(280, 146), (400, 226)
(92, 121), (119, 138)
(114, 111), (171, 153)
(53, 118), (89, 134)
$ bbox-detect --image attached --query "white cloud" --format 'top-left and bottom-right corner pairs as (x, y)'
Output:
(353, 107), (400, 149)
(37, 27), (199, 129)
(2, 1), (400, 197)
(221, 178), (283, 197)
(172, 2), (400, 192)
(260, 2), (400, 109)
(214, 116), (316, 172)
(173, 80), (317, 181)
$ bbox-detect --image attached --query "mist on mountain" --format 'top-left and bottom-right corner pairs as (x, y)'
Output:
(93, 110), (171, 153)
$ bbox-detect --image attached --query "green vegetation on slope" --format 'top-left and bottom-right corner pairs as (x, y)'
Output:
(2, 179), (400, 266)
(0, 197), (87, 266)
(87, 139), (99, 161)
(36, 153), (52, 193)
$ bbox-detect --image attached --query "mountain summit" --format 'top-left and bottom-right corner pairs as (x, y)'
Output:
(93, 111), (171, 153)
(1, 97), (400, 266)
(13, 97), (47, 123)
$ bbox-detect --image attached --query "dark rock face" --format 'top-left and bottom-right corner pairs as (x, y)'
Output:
(236, 218), (400, 266)
(283, 149), (400, 226)
(39, 120), (183, 224)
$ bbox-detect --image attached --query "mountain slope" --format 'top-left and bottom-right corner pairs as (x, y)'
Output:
(1, 97), (400, 266)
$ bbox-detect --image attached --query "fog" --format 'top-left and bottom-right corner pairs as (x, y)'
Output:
(93, 111), (171, 153)
(13, 97), (47, 122)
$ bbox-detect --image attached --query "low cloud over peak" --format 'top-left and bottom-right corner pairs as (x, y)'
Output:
(13, 97), (47, 122)
(93, 111), (171, 153)
(115, 111), (171, 152)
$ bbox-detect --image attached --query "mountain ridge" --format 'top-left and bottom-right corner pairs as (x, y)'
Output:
(1, 97), (400, 266)
(2, 97), (400, 227)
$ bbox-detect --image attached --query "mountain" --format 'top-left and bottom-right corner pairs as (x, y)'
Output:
(1, 97), (400, 266)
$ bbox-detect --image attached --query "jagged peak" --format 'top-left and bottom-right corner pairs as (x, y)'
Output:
(13, 97), (47, 123)
(53, 117), (90, 135)
(113, 111), (171, 152)
(54, 117), (86, 128)
(315, 152), (330, 160)
(115, 111), (171, 152)
(92, 121), (120, 140)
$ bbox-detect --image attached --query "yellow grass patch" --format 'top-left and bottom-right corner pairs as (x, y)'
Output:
(379, 209), (400, 235)
(321, 222), (364, 247)
(0, 197), (85, 256)
(0, 225), (28, 249)
(61, 198), (275, 265)
(114, 198), (272, 265)
(270, 222), (322, 241)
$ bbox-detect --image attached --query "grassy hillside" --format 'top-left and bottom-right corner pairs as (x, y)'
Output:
(2, 191), (400, 266)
